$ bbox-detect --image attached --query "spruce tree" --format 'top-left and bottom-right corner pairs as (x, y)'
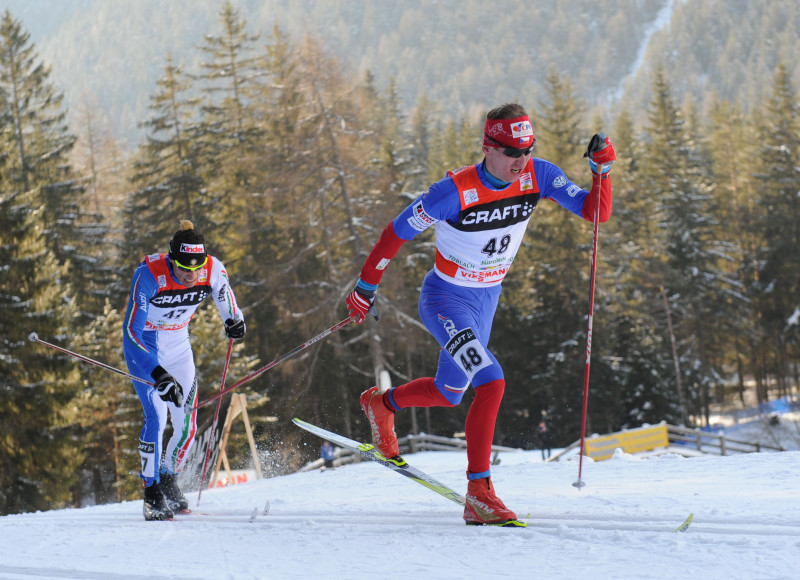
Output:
(0, 185), (81, 514)
(637, 66), (727, 425)
(0, 10), (110, 323)
(125, 55), (206, 260)
(752, 63), (800, 397)
(195, 0), (265, 174)
(63, 301), (139, 504)
(194, 0), (265, 237)
(192, 4), (273, 390)
(706, 98), (765, 405)
(599, 108), (678, 429)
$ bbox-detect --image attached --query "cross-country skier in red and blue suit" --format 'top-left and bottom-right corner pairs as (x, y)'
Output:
(345, 103), (616, 526)
(123, 220), (246, 520)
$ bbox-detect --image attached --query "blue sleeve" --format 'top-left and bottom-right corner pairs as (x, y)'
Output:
(391, 177), (462, 240)
(122, 263), (160, 380)
(533, 159), (589, 218)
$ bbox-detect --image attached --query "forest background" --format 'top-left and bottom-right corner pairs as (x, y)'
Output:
(1, 0), (798, 516)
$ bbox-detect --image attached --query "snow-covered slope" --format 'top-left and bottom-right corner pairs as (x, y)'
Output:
(1, 443), (798, 580)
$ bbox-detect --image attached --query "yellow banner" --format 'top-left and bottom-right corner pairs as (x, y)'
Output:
(584, 424), (669, 461)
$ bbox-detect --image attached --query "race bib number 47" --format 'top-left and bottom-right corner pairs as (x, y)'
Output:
(445, 328), (492, 381)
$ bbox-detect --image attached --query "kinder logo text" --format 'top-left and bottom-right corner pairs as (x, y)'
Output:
(180, 243), (205, 254)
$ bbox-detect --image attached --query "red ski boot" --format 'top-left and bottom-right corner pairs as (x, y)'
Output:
(360, 386), (400, 459)
(463, 476), (524, 527)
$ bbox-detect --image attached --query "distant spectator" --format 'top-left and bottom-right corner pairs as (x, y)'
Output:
(537, 420), (552, 460)
(321, 440), (336, 469)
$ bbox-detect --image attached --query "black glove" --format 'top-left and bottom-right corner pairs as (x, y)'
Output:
(153, 371), (184, 406)
(225, 318), (246, 340)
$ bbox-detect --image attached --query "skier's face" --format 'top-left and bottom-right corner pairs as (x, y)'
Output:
(482, 144), (531, 183)
(173, 264), (201, 287)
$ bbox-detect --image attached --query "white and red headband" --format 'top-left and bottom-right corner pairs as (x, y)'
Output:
(483, 115), (535, 149)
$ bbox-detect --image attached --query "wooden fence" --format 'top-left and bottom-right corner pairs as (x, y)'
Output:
(299, 424), (785, 471)
(548, 423), (784, 462)
(664, 424), (784, 456)
(298, 432), (520, 472)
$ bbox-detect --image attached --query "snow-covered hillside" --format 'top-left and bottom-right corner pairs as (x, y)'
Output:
(1, 437), (798, 580)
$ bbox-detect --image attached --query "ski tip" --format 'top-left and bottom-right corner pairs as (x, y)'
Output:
(466, 519), (527, 528)
(263, 499), (270, 516)
(674, 512), (694, 533)
(493, 519), (527, 528)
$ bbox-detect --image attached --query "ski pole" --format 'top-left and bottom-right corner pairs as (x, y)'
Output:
(197, 338), (234, 506)
(573, 134), (608, 490)
(192, 317), (353, 410)
(28, 332), (154, 386)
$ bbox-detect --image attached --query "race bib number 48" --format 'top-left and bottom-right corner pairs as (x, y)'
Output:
(445, 328), (492, 381)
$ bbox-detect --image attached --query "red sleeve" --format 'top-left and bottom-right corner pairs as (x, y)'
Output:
(581, 173), (613, 223)
(359, 222), (407, 286)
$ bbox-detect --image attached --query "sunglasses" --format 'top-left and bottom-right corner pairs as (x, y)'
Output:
(174, 256), (208, 272)
(485, 133), (535, 158)
(502, 144), (534, 158)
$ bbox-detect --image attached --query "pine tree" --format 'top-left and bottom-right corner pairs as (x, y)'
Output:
(0, 10), (117, 514)
(0, 185), (81, 514)
(195, 0), (265, 174)
(194, 0), (266, 228)
(125, 55), (206, 260)
(598, 108), (678, 429)
(637, 66), (728, 425)
(706, 98), (765, 406)
(0, 10), (110, 323)
(752, 63), (800, 398)
(406, 93), (437, 193)
(63, 301), (139, 504)
(191, 5), (275, 389)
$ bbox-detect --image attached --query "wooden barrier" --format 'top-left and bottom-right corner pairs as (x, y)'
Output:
(584, 424), (669, 461)
(210, 394), (263, 487)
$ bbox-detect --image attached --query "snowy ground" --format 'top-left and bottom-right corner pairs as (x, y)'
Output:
(1, 435), (799, 580)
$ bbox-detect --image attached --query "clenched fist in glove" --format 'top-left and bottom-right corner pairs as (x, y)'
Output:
(584, 133), (616, 175)
(346, 281), (379, 324)
(224, 318), (246, 340)
(153, 371), (184, 407)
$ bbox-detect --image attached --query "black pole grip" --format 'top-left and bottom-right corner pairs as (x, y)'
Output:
(584, 132), (607, 158)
